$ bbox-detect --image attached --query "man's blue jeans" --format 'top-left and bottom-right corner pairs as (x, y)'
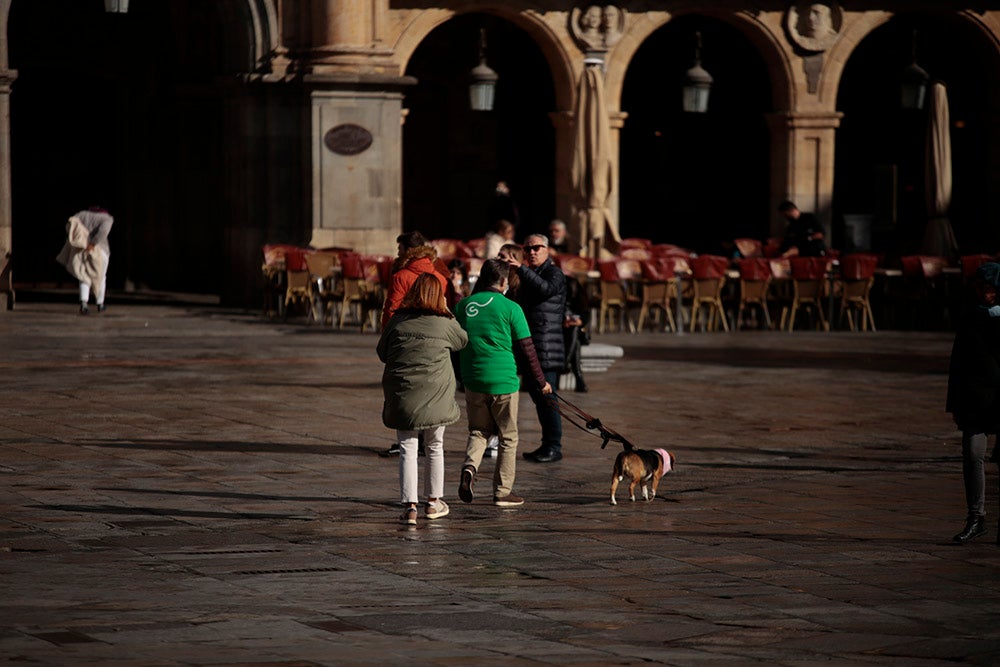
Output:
(528, 370), (562, 452)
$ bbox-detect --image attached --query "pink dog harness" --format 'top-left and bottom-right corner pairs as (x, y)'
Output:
(654, 448), (672, 473)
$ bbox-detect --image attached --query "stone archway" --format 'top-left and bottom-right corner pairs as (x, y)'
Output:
(396, 8), (577, 242)
(2, 0), (273, 305)
(615, 12), (778, 250)
(833, 10), (1000, 257)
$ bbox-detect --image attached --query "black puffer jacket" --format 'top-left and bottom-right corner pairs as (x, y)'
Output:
(947, 306), (1000, 434)
(514, 258), (567, 372)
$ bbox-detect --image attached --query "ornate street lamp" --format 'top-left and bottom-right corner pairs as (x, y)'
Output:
(901, 30), (929, 110)
(682, 31), (713, 113)
(469, 28), (498, 112)
(104, 0), (129, 12)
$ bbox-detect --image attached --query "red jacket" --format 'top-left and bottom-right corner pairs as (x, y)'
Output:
(381, 249), (448, 329)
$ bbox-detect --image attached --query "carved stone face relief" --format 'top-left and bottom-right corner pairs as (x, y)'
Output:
(786, 1), (842, 53)
(570, 4), (625, 52)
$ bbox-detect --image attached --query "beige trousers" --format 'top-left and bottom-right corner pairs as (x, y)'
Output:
(463, 390), (519, 497)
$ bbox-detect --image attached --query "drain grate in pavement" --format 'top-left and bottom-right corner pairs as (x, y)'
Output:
(233, 567), (343, 575)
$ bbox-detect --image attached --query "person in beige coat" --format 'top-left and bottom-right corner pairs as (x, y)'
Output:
(55, 207), (113, 314)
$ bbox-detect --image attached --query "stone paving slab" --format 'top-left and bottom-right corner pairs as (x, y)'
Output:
(1, 303), (999, 665)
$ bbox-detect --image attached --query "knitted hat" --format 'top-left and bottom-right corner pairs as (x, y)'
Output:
(975, 262), (1000, 288)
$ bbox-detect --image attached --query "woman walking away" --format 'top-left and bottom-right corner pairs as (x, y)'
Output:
(377, 274), (468, 526)
(947, 262), (1000, 544)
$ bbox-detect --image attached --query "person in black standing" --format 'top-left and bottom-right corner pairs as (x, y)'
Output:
(503, 234), (567, 463)
(947, 262), (1000, 544)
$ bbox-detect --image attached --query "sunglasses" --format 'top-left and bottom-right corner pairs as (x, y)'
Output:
(524, 244), (547, 252)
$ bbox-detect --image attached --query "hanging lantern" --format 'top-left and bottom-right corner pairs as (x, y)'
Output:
(682, 31), (713, 113)
(901, 30), (929, 110)
(469, 29), (498, 111)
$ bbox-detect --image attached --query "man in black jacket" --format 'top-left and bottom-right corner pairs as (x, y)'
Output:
(505, 234), (567, 463)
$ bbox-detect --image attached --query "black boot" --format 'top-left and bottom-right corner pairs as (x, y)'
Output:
(953, 515), (987, 544)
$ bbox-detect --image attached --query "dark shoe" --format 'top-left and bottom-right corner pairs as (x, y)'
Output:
(400, 506), (417, 526)
(953, 515), (987, 544)
(458, 466), (475, 503)
(418, 443), (426, 457)
(524, 447), (562, 463)
(574, 380), (588, 393)
(493, 493), (525, 507)
(378, 442), (401, 457)
(79, 303), (89, 315)
(97, 304), (106, 313)
(522, 445), (546, 461)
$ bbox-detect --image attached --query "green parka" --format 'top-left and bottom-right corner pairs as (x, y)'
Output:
(377, 309), (468, 431)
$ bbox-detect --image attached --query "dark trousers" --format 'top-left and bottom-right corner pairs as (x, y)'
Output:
(528, 370), (562, 452)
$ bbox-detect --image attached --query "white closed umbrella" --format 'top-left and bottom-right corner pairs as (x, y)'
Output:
(921, 81), (959, 260)
(570, 65), (620, 258)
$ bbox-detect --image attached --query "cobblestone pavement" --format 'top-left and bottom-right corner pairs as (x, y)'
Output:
(2, 302), (999, 665)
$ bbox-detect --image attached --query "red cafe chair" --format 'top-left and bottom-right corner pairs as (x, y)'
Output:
(782, 256), (830, 331)
(736, 257), (772, 330)
(839, 253), (879, 331)
(689, 255), (731, 332)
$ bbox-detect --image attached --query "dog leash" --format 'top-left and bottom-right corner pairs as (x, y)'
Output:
(551, 392), (636, 451)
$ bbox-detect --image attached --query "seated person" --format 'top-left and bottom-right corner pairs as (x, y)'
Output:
(777, 200), (827, 258)
(548, 219), (580, 255)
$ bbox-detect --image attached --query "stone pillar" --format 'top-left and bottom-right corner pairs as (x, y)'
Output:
(767, 111), (843, 241)
(306, 74), (414, 256)
(0, 68), (17, 311)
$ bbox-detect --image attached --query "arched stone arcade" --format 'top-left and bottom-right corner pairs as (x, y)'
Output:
(2, 1), (1000, 311)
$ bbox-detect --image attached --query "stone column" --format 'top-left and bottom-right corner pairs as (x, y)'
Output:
(767, 111), (843, 241)
(0, 67), (17, 311)
(306, 74), (414, 256)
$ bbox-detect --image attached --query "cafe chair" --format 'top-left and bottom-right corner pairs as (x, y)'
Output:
(960, 254), (996, 282)
(305, 251), (342, 326)
(689, 255), (730, 332)
(597, 259), (641, 333)
(283, 247), (316, 322)
(430, 238), (469, 261)
(736, 257), (772, 330)
(734, 238), (763, 259)
(466, 237), (487, 258)
(338, 253), (379, 331)
(637, 259), (677, 332)
(651, 243), (691, 258)
(554, 254), (595, 276)
(619, 238), (653, 251)
(620, 247), (652, 261)
(781, 256), (829, 332)
(261, 243), (297, 318)
(900, 255), (949, 330)
(838, 253), (879, 332)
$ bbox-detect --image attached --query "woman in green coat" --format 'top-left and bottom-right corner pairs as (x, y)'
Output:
(377, 273), (468, 525)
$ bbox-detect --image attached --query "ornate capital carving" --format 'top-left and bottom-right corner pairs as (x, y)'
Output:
(570, 4), (625, 56)
(785, 1), (842, 53)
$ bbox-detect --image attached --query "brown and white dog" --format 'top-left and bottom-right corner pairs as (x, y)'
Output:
(610, 446), (675, 505)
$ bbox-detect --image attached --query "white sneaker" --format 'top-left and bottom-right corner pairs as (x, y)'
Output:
(425, 499), (449, 520)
